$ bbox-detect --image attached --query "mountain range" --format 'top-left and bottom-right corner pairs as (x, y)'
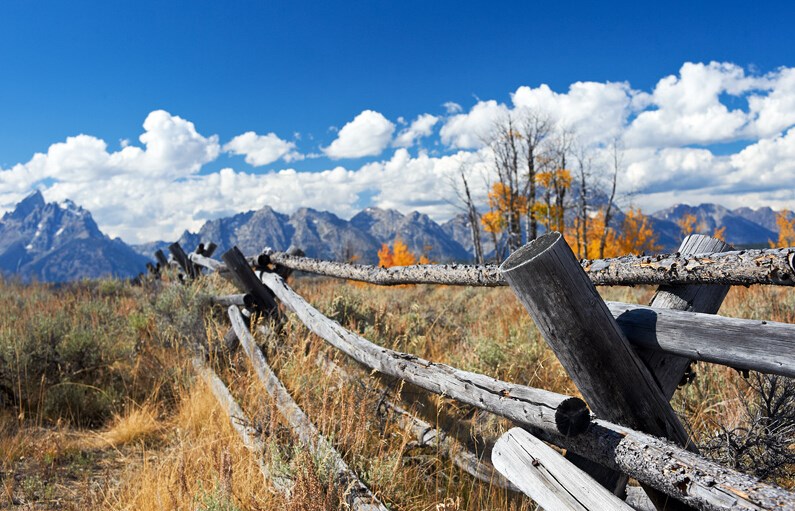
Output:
(0, 191), (149, 282)
(0, 191), (790, 282)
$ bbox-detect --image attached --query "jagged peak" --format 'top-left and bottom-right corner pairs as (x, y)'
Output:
(5, 190), (46, 220)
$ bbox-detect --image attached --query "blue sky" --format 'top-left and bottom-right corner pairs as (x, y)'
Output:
(1, 1), (794, 242)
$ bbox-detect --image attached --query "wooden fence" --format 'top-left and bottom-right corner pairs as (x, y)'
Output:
(150, 233), (795, 511)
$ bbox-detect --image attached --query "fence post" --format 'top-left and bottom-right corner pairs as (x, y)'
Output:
(154, 249), (169, 270)
(642, 234), (731, 397)
(169, 242), (197, 280)
(203, 242), (218, 257)
(222, 247), (279, 314)
(559, 236), (730, 503)
(500, 232), (697, 511)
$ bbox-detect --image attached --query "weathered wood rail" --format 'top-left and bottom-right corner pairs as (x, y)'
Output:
(255, 270), (794, 511)
(157, 233), (795, 511)
(229, 306), (388, 510)
(250, 245), (795, 286)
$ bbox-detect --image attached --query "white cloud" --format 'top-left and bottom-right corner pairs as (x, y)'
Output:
(224, 131), (302, 166)
(511, 81), (636, 145)
(439, 100), (508, 149)
(623, 62), (761, 148)
(443, 101), (463, 114)
(727, 127), (795, 191)
(393, 114), (439, 147)
(747, 67), (795, 137)
(323, 110), (395, 159)
(4, 62), (795, 245)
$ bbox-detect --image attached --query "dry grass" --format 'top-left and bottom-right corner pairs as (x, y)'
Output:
(0, 271), (792, 509)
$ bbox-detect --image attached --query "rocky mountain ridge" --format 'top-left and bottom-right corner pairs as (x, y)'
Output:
(1, 192), (789, 283)
(0, 191), (149, 282)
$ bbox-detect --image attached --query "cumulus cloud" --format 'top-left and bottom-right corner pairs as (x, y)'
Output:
(747, 67), (795, 137)
(0, 110), (221, 241)
(224, 131), (302, 166)
(439, 100), (508, 149)
(323, 110), (395, 159)
(623, 62), (762, 147)
(511, 81), (636, 145)
(393, 114), (439, 147)
(3, 62), (795, 245)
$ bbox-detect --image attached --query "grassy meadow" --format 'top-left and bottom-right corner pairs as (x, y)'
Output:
(0, 271), (793, 510)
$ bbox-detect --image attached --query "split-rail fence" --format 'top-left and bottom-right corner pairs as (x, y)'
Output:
(148, 233), (795, 511)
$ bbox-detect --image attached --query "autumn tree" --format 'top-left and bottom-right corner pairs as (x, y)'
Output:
(598, 139), (622, 259)
(482, 111), (554, 260)
(615, 207), (661, 255)
(584, 209), (617, 258)
(455, 164), (484, 264)
(581, 207), (660, 258)
(487, 115), (525, 253)
(677, 213), (697, 236)
(535, 132), (573, 236)
(571, 146), (594, 259)
(481, 182), (528, 262)
(518, 111), (553, 241)
(377, 239), (428, 268)
(676, 212), (708, 236)
(770, 210), (795, 247)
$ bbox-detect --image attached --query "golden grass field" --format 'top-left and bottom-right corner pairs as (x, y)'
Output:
(0, 272), (793, 510)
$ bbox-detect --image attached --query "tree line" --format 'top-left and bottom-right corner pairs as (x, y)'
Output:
(453, 109), (794, 263)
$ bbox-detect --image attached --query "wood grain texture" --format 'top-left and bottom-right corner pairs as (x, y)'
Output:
(222, 247), (280, 316)
(247, 246), (795, 287)
(500, 233), (693, 447)
(492, 428), (634, 510)
(500, 232), (697, 510)
(258, 271), (795, 511)
(229, 306), (388, 511)
(210, 293), (254, 308)
(608, 302), (795, 378)
(258, 271), (588, 437)
(189, 252), (224, 272)
(642, 234), (731, 398)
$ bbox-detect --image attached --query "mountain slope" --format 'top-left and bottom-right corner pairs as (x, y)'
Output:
(172, 205), (471, 264)
(651, 203), (777, 247)
(0, 191), (149, 281)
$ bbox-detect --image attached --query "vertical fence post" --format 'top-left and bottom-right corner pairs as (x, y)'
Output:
(500, 232), (697, 511)
(601, 235), (732, 508)
(642, 234), (731, 397)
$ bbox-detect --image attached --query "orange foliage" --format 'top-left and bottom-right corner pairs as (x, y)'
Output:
(615, 207), (661, 255)
(536, 168), (572, 232)
(377, 239), (419, 268)
(576, 207), (659, 258)
(770, 210), (795, 248)
(480, 182), (526, 235)
(676, 212), (705, 236)
(377, 243), (393, 268)
(712, 226), (726, 242)
(481, 210), (505, 234)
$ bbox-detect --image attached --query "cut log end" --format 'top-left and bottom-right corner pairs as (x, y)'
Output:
(555, 397), (591, 437)
(500, 232), (562, 273)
